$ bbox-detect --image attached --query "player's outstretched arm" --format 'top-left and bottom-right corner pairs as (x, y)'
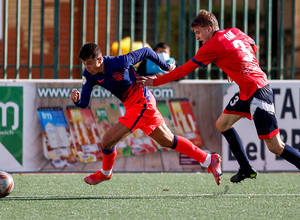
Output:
(137, 59), (199, 87)
(153, 59), (199, 86)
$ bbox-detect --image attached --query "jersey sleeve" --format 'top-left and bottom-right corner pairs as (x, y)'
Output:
(136, 59), (147, 76)
(153, 59), (199, 86)
(125, 47), (170, 71)
(74, 72), (94, 108)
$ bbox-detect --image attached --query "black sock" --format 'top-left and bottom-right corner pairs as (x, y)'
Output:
(221, 127), (251, 169)
(280, 144), (300, 170)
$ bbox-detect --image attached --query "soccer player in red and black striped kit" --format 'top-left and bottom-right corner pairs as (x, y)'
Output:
(137, 9), (300, 183)
(71, 43), (222, 186)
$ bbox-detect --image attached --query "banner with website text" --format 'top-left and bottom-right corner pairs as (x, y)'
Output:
(1, 80), (298, 172)
(0, 80), (207, 172)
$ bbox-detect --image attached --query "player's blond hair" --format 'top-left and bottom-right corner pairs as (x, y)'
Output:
(190, 9), (219, 32)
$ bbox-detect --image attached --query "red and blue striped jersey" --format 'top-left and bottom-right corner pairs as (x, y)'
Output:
(75, 47), (170, 108)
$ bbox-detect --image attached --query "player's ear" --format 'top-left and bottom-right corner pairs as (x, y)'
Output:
(207, 26), (212, 33)
(97, 56), (103, 64)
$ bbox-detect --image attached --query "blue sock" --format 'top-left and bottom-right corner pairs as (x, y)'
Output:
(280, 144), (300, 170)
(221, 127), (251, 169)
(102, 146), (116, 155)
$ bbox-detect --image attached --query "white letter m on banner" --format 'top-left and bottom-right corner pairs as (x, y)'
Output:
(0, 102), (19, 130)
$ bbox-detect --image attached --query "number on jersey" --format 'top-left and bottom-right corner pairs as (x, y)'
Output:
(232, 40), (254, 62)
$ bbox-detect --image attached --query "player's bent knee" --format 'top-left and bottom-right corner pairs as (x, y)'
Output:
(264, 135), (285, 155)
(265, 142), (284, 155)
(101, 136), (115, 150)
(215, 121), (222, 131)
(216, 120), (227, 132)
(267, 146), (282, 156)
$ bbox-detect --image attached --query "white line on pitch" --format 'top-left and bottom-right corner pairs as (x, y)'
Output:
(7, 194), (300, 198)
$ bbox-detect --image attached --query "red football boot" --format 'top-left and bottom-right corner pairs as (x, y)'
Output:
(84, 170), (113, 185)
(207, 154), (222, 185)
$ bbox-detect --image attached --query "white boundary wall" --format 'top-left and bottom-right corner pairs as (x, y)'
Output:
(0, 79), (299, 172)
(222, 81), (300, 171)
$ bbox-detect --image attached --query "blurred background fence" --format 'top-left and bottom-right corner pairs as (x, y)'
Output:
(1, 0), (299, 80)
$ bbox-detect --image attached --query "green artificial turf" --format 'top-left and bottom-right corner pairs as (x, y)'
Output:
(1, 173), (300, 219)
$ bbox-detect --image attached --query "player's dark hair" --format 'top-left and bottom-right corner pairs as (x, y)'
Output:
(78, 42), (102, 60)
(190, 9), (219, 31)
(153, 42), (170, 52)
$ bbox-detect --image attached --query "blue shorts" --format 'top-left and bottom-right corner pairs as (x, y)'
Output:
(224, 84), (279, 139)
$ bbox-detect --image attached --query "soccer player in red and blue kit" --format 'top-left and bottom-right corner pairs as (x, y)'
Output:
(137, 9), (300, 183)
(71, 43), (222, 185)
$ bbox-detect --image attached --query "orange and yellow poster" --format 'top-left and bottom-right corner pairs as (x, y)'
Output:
(66, 106), (102, 163)
(168, 99), (203, 165)
(168, 99), (203, 146)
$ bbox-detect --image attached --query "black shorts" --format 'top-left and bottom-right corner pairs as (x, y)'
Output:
(224, 84), (279, 139)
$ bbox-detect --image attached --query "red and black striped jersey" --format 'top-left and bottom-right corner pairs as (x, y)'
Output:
(154, 28), (268, 100)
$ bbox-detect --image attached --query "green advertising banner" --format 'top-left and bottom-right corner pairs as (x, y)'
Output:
(0, 86), (23, 165)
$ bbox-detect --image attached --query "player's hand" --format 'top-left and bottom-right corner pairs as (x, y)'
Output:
(71, 89), (81, 102)
(136, 75), (157, 87)
(166, 60), (176, 73)
(227, 75), (233, 83)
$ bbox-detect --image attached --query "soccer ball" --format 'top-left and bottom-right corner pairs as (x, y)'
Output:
(0, 171), (14, 198)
